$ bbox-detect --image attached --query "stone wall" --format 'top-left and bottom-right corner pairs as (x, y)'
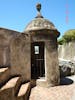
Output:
(10, 33), (31, 82)
(58, 42), (75, 61)
(45, 39), (60, 86)
(0, 28), (18, 67)
(30, 31), (60, 86)
(0, 27), (59, 83)
(0, 46), (10, 67)
(0, 28), (31, 82)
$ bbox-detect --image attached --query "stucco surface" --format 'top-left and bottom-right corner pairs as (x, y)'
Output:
(58, 42), (75, 61)
(10, 33), (31, 81)
(31, 32), (60, 86)
(0, 28), (19, 67)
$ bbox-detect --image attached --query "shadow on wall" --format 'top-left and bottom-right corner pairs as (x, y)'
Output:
(60, 77), (74, 85)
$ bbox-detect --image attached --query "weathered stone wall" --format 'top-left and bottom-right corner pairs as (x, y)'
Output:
(0, 46), (10, 67)
(0, 28), (18, 67)
(45, 38), (60, 86)
(0, 28), (31, 82)
(58, 42), (75, 61)
(31, 31), (60, 86)
(0, 28), (59, 83)
(10, 33), (31, 82)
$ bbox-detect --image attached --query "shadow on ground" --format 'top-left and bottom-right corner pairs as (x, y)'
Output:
(60, 77), (74, 85)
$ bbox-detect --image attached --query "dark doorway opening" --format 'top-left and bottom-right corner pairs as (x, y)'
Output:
(31, 42), (45, 79)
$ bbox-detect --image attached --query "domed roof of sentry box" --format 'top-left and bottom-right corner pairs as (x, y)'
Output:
(24, 3), (60, 36)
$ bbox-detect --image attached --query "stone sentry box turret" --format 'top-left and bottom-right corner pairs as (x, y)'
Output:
(24, 3), (60, 87)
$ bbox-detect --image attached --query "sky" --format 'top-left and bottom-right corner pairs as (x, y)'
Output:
(0, 0), (75, 37)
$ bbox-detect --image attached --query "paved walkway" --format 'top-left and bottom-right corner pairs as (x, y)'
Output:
(29, 75), (75, 100)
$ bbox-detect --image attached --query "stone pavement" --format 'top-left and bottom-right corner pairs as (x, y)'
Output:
(29, 75), (75, 100)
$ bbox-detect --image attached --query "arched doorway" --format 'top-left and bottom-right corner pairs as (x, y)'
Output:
(31, 42), (45, 79)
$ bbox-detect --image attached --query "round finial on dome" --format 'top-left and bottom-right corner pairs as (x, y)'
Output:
(36, 3), (41, 12)
(36, 3), (43, 18)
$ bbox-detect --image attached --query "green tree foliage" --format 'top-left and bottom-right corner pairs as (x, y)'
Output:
(58, 37), (66, 45)
(63, 30), (75, 42)
(58, 29), (75, 45)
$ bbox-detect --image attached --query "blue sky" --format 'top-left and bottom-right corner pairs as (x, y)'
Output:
(0, 0), (75, 37)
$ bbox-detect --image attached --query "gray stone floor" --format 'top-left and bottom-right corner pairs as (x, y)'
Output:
(29, 75), (75, 100)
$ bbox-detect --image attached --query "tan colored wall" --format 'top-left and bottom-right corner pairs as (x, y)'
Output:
(58, 42), (75, 61)
(0, 47), (10, 67)
(0, 28), (59, 84)
(0, 28), (31, 82)
(45, 40), (60, 86)
(31, 31), (60, 86)
(0, 28), (19, 67)
(10, 33), (31, 82)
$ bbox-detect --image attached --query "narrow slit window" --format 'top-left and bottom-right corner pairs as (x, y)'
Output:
(34, 46), (39, 54)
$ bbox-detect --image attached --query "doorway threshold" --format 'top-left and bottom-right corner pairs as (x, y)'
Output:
(36, 77), (48, 87)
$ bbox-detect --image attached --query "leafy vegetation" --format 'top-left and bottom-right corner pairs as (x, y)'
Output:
(58, 37), (66, 45)
(58, 29), (75, 45)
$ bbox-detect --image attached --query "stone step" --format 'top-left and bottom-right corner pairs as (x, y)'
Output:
(0, 76), (22, 100)
(0, 67), (10, 87)
(17, 82), (31, 100)
(36, 78), (53, 87)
